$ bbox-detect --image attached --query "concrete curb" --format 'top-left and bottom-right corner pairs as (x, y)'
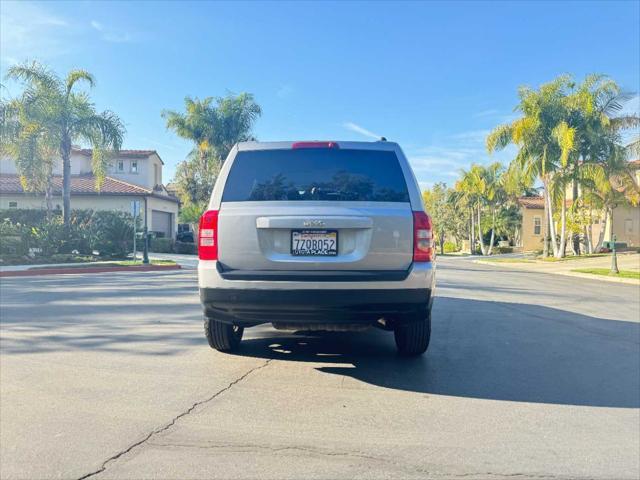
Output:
(0, 264), (181, 278)
(473, 260), (639, 285)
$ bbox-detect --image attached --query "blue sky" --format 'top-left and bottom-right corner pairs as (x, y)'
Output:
(1, 0), (639, 189)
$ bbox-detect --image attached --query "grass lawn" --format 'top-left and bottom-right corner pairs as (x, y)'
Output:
(482, 254), (610, 264)
(29, 259), (176, 270)
(538, 254), (608, 262)
(481, 258), (536, 263)
(572, 268), (640, 280)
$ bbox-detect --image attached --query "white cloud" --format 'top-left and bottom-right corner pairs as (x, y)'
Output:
(90, 19), (135, 43)
(90, 20), (104, 32)
(342, 122), (381, 140)
(405, 128), (518, 188)
(0, 2), (74, 65)
(448, 129), (491, 142)
(473, 109), (499, 118)
(418, 180), (433, 191)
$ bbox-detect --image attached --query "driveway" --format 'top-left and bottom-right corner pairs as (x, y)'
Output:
(1, 258), (638, 479)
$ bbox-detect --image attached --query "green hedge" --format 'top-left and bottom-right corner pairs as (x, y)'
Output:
(0, 208), (52, 225)
(174, 240), (197, 255)
(149, 237), (174, 253)
(0, 209), (135, 260)
(443, 241), (459, 253)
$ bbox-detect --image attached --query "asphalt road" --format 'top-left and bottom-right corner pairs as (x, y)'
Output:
(1, 257), (639, 480)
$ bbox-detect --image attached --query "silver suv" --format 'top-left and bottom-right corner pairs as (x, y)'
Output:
(198, 140), (435, 355)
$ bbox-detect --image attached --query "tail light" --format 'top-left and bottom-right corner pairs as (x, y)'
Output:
(412, 211), (433, 262)
(198, 210), (219, 260)
(292, 141), (339, 149)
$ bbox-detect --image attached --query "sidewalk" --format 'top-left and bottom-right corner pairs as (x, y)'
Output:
(474, 252), (640, 285)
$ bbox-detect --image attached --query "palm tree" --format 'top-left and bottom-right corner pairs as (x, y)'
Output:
(4, 62), (125, 226)
(455, 169), (474, 254)
(480, 162), (505, 255)
(163, 96), (217, 165)
(487, 75), (574, 257)
(163, 93), (262, 210)
(456, 165), (489, 254)
(163, 93), (261, 161)
(566, 75), (639, 252)
(1, 95), (59, 217)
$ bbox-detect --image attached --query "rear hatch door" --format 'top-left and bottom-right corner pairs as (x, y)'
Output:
(217, 147), (413, 272)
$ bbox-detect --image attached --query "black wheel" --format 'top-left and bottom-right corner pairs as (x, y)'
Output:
(394, 311), (431, 356)
(204, 317), (244, 352)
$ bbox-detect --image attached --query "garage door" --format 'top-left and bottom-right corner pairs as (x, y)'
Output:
(151, 210), (172, 238)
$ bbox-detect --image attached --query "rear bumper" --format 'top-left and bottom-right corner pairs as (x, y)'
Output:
(200, 287), (432, 326)
(198, 260), (435, 326)
(198, 260), (435, 291)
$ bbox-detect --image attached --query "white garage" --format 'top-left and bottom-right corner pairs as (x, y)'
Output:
(151, 210), (173, 238)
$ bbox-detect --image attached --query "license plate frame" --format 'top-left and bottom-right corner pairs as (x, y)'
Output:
(290, 229), (338, 257)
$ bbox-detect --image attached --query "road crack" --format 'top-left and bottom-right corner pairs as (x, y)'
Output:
(77, 359), (272, 480)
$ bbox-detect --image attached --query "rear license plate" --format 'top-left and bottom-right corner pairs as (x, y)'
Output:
(291, 230), (338, 256)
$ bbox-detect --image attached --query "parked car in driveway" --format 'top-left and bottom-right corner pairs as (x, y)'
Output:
(177, 224), (194, 243)
(197, 140), (436, 355)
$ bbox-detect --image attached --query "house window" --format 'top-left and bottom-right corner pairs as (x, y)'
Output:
(131, 160), (138, 173)
(117, 160), (124, 172)
(8, 201), (17, 209)
(625, 219), (634, 234)
(533, 216), (541, 235)
(154, 164), (160, 186)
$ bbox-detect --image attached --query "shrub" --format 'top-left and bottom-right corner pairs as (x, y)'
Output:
(0, 208), (51, 225)
(174, 240), (196, 255)
(0, 236), (26, 256)
(443, 241), (458, 253)
(0, 208), (135, 260)
(29, 218), (67, 257)
(150, 237), (173, 253)
(495, 246), (513, 254)
(87, 211), (134, 258)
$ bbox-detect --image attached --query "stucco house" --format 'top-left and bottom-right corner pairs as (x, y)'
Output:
(0, 148), (179, 238)
(517, 160), (640, 252)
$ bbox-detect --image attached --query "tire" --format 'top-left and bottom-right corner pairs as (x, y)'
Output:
(394, 312), (431, 356)
(204, 317), (244, 352)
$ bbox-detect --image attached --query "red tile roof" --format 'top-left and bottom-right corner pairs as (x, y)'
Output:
(517, 196), (545, 209)
(0, 174), (151, 195)
(74, 148), (156, 158)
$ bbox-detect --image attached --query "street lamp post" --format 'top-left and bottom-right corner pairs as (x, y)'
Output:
(143, 198), (150, 265)
(610, 234), (619, 274)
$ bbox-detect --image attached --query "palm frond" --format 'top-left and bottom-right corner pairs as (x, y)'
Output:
(66, 70), (95, 94)
(486, 124), (513, 153)
(5, 61), (62, 92)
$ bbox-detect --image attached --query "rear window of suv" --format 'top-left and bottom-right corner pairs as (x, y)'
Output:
(222, 148), (410, 202)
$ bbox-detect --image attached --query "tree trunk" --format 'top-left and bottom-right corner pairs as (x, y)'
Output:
(469, 208), (475, 254)
(487, 206), (496, 255)
(572, 178), (580, 255)
(477, 203), (487, 255)
(584, 224), (593, 254)
(594, 208), (609, 252)
(545, 177), (559, 257)
(61, 136), (72, 227)
(557, 189), (567, 258)
(440, 231), (445, 255)
(542, 180), (549, 257)
(44, 177), (53, 220)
